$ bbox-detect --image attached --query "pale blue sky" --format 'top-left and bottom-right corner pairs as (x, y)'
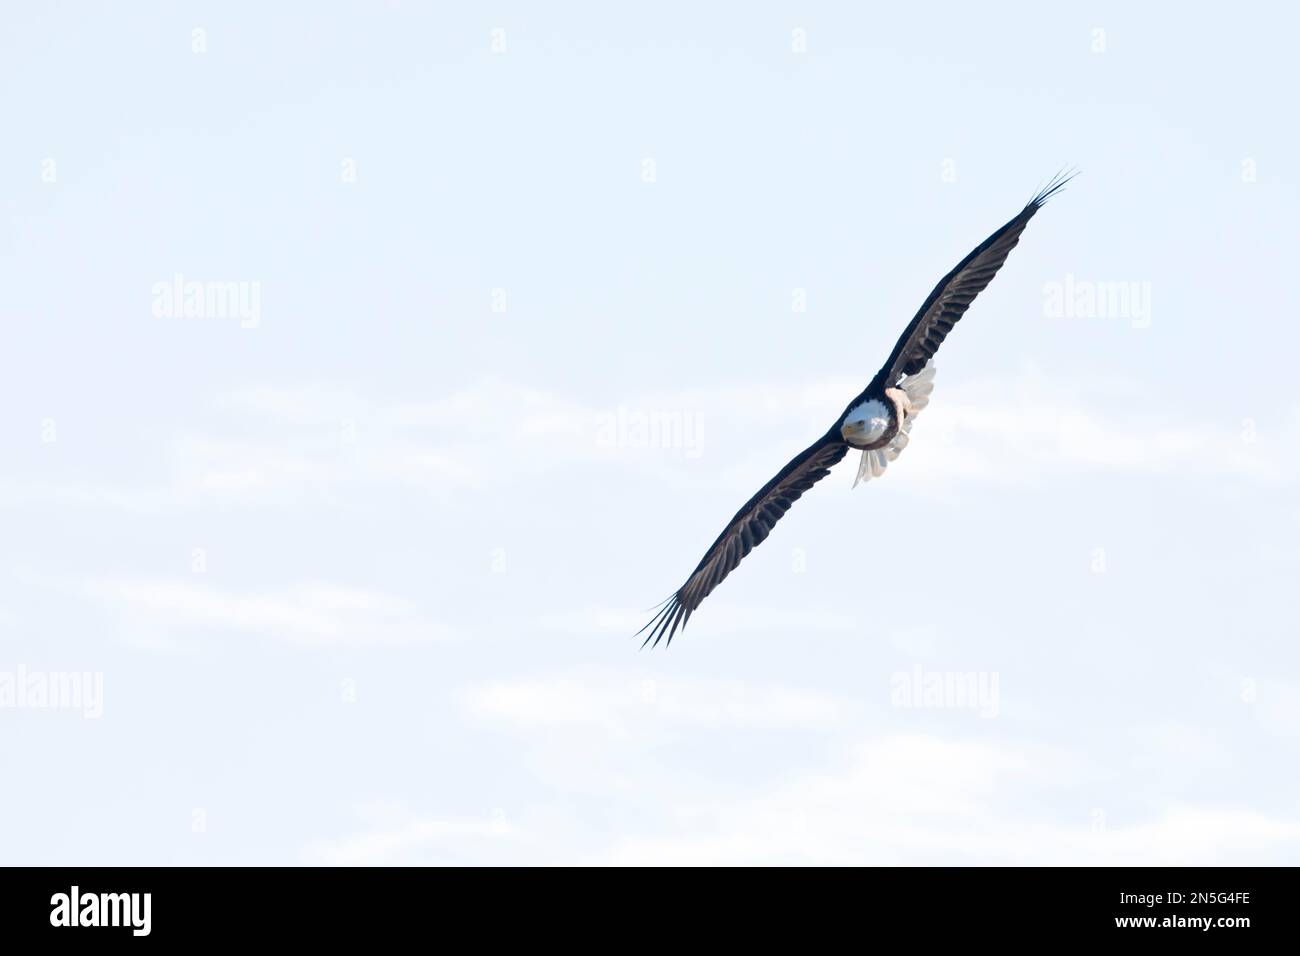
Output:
(3, 2), (1299, 864)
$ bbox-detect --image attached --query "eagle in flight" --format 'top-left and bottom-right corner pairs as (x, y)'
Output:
(639, 171), (1074, 647)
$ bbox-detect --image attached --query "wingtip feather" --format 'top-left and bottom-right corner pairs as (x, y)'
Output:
(636, 597), (677, 649)
(1030, 166), (1080, 208)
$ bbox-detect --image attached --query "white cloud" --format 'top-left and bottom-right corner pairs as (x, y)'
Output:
(7, 371), (1291, 518)
(304, 804), (516, 866)
(591, 734), (1300, 866)
(85, 579), (454, 645)
(1128, 720), (1234, 772)
(1254, 679), (1300, 738)
(0, 480), (176, 516)
(888, 373), (1287, 486)
(214, 384), (372, 424)
(219, 377), (597, 457)
(464, 673), (846, 738)
(178, 379), (604, 502)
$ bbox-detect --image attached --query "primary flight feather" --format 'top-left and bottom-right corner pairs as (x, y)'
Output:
(639, 171), (1075, 647)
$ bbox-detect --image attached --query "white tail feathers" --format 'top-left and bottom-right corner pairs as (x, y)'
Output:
(852, 362), (935, 488)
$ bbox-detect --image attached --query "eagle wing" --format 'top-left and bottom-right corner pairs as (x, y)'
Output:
(638, 434), (848, 647)
(865, 170), (1074, 394)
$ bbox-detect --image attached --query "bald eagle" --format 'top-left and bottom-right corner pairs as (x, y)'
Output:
(639, 172), (1074, 647)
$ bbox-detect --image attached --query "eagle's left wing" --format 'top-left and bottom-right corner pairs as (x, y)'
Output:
(865, 170), (1074, 394)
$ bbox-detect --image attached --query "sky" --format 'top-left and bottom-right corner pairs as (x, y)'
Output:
(2, 2), (1299, 865)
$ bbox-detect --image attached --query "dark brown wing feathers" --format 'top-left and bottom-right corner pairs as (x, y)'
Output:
(861, 169), (1074, 402)
(638, 434), (848, 647)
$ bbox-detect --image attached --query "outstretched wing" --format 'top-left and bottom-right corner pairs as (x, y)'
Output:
(865, 170), (1075, 394)
(639, 434), (849, 647)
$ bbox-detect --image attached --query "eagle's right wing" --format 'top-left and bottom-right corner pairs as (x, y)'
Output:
(638, 434), (849, 647)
